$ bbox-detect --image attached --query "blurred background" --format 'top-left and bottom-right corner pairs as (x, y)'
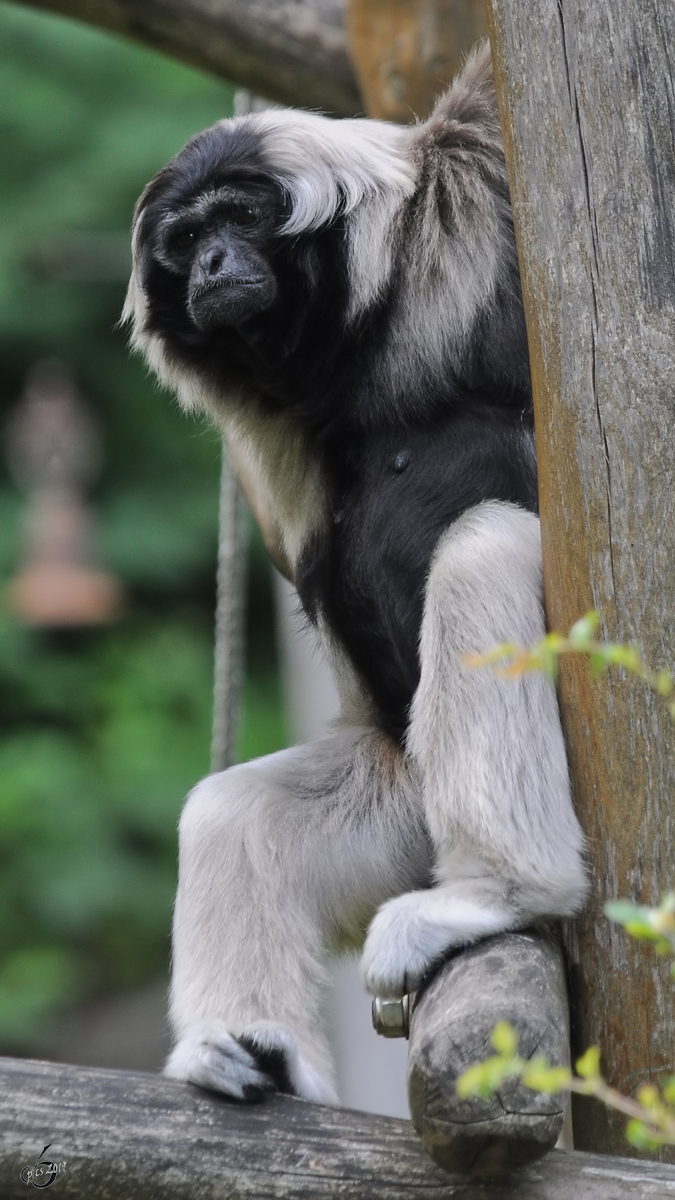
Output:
(0, 0), (410, 1114)
(0, 0), (285, 1065)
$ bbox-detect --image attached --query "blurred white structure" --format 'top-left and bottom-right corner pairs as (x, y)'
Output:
(5, 361), (122, 626)
(274, 573), (410, 1119)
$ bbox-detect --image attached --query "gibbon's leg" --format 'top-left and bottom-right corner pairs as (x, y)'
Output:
(165, 727), (430, 1102)
(360, 501), (587, 999)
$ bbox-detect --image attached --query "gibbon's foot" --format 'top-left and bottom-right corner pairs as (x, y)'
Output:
(360, 889), (514, 998)
(163, 1021), (338, 1104)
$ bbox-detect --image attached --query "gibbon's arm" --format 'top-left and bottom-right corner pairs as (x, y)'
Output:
(360, 502), (587, 998)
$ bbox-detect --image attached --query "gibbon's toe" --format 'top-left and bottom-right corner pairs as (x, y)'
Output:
(164, 1024), (276, 1102)
(164, 1021), (339, 1105)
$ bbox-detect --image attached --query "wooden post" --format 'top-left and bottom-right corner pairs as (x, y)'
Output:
(345, 0), (486, 121)
(485, 0), (675, 1158)
(347, 2), (571, 1170)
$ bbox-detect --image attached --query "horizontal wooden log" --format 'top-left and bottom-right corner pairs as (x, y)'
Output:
(407, 929), (570, 1175)
(13, 0), (363, 115)
(4, 1056), (675, 1196)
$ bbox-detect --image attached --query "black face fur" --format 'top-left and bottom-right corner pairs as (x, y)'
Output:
(177, 189), (279, 332)
(135, 123), (356, 427)
(135, 111), (532, 435)
(132, 92), (538, 744)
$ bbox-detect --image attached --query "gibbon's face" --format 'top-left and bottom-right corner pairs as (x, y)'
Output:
(129, 110), (417, 402)
(148, 180), (283, 332)
(131, 118), (300, 350)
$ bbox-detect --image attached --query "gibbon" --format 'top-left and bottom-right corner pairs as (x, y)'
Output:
(125, 43), (586, 1104)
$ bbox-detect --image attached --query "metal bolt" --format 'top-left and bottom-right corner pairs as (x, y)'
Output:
(372, 992), (412, 1038)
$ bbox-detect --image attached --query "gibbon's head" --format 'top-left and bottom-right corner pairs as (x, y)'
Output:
(125, 43), (525, 425)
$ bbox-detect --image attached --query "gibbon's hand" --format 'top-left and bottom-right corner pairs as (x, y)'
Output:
(360, 888), (514, 998)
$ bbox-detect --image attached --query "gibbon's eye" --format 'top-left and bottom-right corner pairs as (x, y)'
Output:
(170, 227), (198, 253)
(226, 203), (259, 227)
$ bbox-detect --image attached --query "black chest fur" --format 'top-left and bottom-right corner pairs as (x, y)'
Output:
(296, 409), (538, 745)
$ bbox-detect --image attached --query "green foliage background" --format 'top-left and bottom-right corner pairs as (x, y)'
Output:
(0, 2), (287, 1046)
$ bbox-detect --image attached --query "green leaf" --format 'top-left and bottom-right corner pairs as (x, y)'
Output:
(589, 652), (610, 677)
(568, 611), (600, 647)
(538, 644), (560, 681)
(491, 1020), (518, 1057)
(606, 895), (675, 953)
(546, 632), (567, 655)
(654, 669), (674, 698)
(604, 900), (659, 942)
(605, 899), (644, 924)
(521, 1062), (571, 1095)
(456, 1062), (498, 1100)
(610, 645), (641, 672)
(636, 1083), (660, 1111)
(625, 1119), (661, 1151)
(575, 1046), (601, 1080)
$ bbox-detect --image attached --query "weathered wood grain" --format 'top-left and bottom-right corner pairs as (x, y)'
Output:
(485, 0), (675, 1159)
(5, 1056), (675, 1197)
(345, 0), (486, 121)
(13, 0), (362, 114)
(407, 930), (569, 1175)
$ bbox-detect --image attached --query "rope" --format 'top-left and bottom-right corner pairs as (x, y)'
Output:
(210, 445), (248, 773)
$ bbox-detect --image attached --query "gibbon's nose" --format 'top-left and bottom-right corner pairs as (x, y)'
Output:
(205, 246), (225, 277)
(194, 236), (230, 283)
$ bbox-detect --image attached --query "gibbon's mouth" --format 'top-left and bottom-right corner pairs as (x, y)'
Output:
(188, 273), (277, 330)
(191, 277), (266, 301)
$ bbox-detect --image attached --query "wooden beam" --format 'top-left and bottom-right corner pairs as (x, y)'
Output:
(12, 0), (363, 115)
(485, 0), (675, 1159)
(4, 1056), (675, 1197)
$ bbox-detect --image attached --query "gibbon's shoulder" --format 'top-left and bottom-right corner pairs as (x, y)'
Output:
(410, 42), (506, 188)
(424, 39), (498, 132)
